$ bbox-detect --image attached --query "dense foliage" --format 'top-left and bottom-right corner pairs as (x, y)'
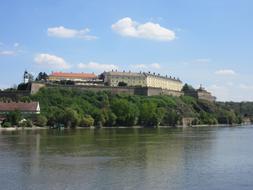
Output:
(12, 87), (241, 127)
(218, 102), (253, 117)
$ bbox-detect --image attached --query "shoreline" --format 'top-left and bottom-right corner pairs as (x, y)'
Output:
(0, 123), (252, 131)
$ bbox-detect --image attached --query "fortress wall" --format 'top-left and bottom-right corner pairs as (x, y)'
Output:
(31, 83), (46, 94)
(162, 89), (184, 97)
(31, 82), (183, 97)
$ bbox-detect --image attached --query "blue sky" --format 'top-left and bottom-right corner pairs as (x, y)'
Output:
(0, 0), (253, 101)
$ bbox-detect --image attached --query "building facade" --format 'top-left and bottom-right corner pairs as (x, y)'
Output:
(48, 72), (97, 82)
(196, 87), (216, 102)
(0, 102), (40, 114)
(145, 73), (182, 91)
(102, 71), (183, 92)
(102, 71), (146, 87)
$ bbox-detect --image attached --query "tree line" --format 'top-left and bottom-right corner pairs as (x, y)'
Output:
(3, 87), (240, 128)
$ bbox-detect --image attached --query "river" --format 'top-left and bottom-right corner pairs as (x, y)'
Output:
(0, 126), (253, 190)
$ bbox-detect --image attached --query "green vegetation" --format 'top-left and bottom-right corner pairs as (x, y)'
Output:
(182, 83), (196, 94)
(35, 115), (48, 127)
(1, 110), (35, 128)
(14, 87), (240, 127)
(218, 102), (253, 117)
(2, 122), (11, 128)
(35, 72), (48, 81)
(18, 119), (33, 128)
(6, 110), (22, 125)
(1, 87), (246, 128)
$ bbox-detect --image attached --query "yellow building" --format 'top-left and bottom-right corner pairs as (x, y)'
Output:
(103, 71), (147, 87)
(103, 71), (183, 92)
(146, 73), (183, 91)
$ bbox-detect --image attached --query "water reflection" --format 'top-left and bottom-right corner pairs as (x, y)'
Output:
(0, 127), (252, 190)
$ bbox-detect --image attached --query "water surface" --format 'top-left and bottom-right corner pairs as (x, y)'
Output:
(0, 126), (253, 190)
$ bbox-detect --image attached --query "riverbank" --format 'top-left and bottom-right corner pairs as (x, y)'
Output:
(0, 126), (48, 131)
(0, 123), (251, 132)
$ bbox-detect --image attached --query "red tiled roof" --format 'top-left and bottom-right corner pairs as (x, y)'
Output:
(50, 72), (97, 79)
(0, 102), (39, 112)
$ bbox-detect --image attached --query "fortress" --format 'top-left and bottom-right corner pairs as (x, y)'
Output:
(1, 70), (215, 102)
(101, 70), (183, 91)
(31, 70), (184, 97)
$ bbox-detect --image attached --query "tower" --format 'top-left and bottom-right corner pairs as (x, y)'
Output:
(23, 70), (29, 83)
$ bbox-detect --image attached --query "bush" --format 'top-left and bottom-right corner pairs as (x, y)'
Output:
(6, 110), (22, 125)
(80, 115), (94, 127)
(36, 115), (48, 127)
(2, 122), (11, 128)
(18, 119), (33, 128)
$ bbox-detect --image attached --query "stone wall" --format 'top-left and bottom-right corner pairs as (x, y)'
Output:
(31, 82), (183, 97)
(31, 83), (46, 94)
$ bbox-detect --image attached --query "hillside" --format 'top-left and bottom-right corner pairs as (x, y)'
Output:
(15, 87), (242, 127)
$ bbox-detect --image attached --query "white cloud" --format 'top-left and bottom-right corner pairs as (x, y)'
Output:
(131, 63), (161, 70)
(208, 83), (253, 101)
(132, 64), (148, 69)
(47, 26), (97, 40)
(0, 50), (15, 56)
(150, 63), (161, 69)
(112, 17), (176, 41)
(34, 53), (71, 69)
(239, 84), (253, 90)
(215, 69), (236, 76)
(77, 62), (119, 71)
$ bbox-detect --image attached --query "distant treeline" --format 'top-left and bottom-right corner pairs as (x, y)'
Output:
(218, 102), (253, 117)
(4, 87), (244, 128)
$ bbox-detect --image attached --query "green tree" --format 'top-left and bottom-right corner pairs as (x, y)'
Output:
(2, 122), (11, 128)
(111, 99), (139, 126)
(139, 101), (165, 127)
(92, 109), (106, 127)
(62, 108), (80, 128)
(182, 84), (196, 93)
(162, 110), (180, 126)
(36, 72), (49, 81)
(80, 115), (94, 127)
(105, 110), (117, 126)
(7, 110), (22, 125)
(36, 115), (48, 127)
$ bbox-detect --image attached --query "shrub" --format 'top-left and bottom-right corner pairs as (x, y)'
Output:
(36, 115), (48, 127)
(6, 110), (22, 125)
(19, 119), (33, 128)
(2, 122), (11, 128)
(80, 115), (94, 127)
